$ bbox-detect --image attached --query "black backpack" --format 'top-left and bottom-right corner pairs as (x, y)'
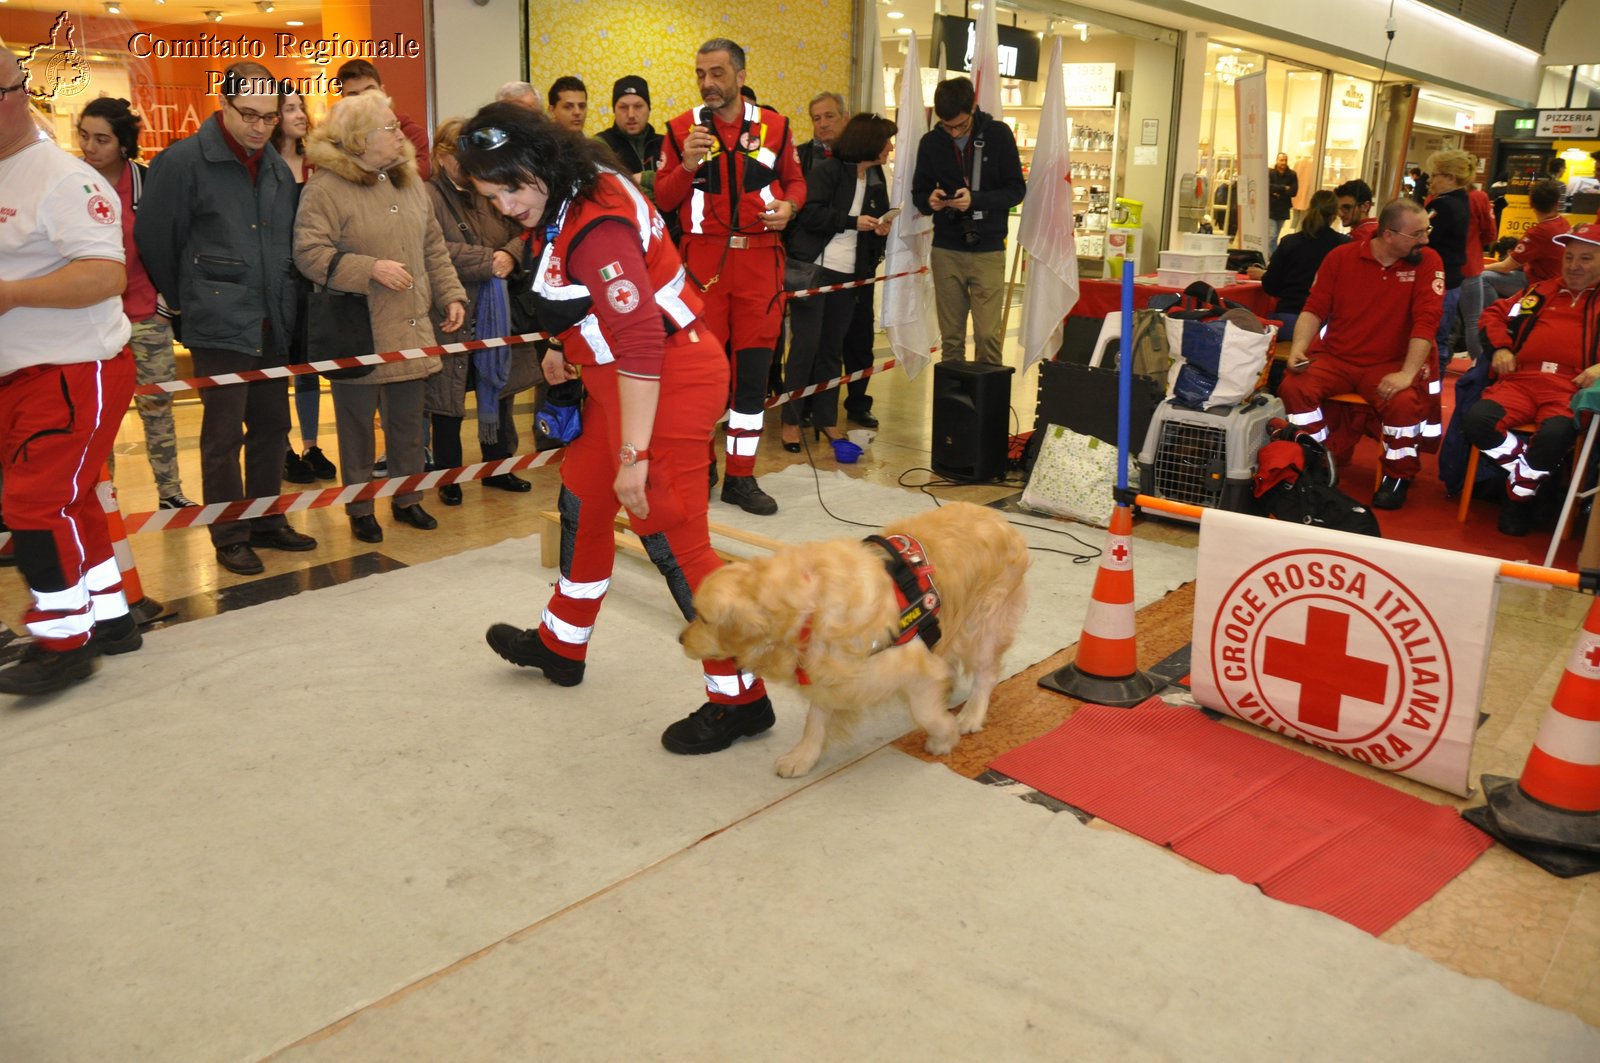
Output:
(1251, 426), (1380, 536)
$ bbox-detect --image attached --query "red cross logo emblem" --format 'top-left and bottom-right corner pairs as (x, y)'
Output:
(1585, 643), (1600, 670)
(1111, 543), (1129, 563)
(1263, 605), (1388, 730)
(86, 193), (116, 225)
(605, 279), (640, 314)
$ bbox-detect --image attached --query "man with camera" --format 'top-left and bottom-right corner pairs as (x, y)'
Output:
(911, 76), (1026, 365)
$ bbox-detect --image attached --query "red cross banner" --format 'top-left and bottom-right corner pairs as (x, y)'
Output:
(1190, 509), (1501, 796)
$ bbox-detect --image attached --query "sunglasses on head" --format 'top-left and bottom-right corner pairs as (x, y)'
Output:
(458, 126), (510, 152)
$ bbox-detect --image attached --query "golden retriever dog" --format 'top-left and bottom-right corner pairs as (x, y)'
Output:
(681, 502), (1030, 777)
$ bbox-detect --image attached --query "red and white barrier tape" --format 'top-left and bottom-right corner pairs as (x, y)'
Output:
(133, 266), (930, 396)
(122, 450), (565, 534)
(133, 330), (553, 397)
(787, 265), (929, 300)
(2, 351), (927, 547)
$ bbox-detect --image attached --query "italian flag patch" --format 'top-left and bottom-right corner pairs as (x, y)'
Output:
(598, 262), (624, 281)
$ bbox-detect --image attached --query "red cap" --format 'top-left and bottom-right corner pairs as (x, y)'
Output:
(1554, 222), (1600, 247)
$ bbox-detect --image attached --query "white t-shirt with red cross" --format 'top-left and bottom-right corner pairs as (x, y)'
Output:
(0, 136), (131, 375)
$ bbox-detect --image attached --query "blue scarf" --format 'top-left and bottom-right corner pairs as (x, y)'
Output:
(474, 278), (512, 445)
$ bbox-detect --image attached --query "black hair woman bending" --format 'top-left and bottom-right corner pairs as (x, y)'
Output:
(458, 103), (774, 756)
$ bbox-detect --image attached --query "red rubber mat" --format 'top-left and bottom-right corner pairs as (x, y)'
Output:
(990, 701), (1494, 935)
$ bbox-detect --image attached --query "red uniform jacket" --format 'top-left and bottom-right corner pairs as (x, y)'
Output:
(656, 101), (806, 238)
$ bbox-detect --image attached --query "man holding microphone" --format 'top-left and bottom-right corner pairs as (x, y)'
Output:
(656, 38), (807, 516)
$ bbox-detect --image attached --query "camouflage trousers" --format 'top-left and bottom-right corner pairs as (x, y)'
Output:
(123, 315), (185, 499)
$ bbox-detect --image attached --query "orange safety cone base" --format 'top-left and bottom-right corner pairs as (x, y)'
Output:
(1462, 775), (1600, 878)
(1038, 660), (1163, 708)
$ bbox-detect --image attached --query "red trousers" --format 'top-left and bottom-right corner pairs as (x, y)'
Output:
(537, 330), (767, 706)
(680, 236), (784, 477)
(0, 352), (136, 649)
(1280, 358), (1429, 479)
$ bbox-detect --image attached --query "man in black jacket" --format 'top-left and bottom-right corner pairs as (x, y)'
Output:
(135, 60), (317, 576)
(911, 77), (1026, 364)
(593, 77), (673, 242)
(797, 92), (845, 175)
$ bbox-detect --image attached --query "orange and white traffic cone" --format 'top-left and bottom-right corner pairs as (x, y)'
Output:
(1039, 503), (1161, 707)
(1464, 595), (1600, 876)
(97, 467), (174, 627)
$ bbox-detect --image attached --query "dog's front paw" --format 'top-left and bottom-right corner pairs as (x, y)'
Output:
(923, 732), (958, 757)
(775, 747), (821, 778)
(955, 713), (985, 736)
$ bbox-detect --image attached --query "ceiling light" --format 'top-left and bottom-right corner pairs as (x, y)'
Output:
(886, 9), (903, 17)
(206, 10), (222, 21)
(896, 26), (913, 35)
(104, 1), (119, 11)
(256, 1), (274, 11)
(286, 20), (304, 26)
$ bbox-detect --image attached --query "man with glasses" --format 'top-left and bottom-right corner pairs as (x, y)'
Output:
(1334, 179), (1377, 244)
(136, 60), (317, 576)
(1280, 198), (1445, 510)
(0, 41), (140, 694)
(910, 76), (1026, 365)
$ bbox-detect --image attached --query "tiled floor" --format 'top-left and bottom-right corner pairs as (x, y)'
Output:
(3, 333), (1595, 1030)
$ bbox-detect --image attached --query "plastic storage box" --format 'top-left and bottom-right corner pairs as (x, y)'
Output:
(1159, 250), (1228, 272)
(1156, 268), (1236, 289)
(1137, 393), (1284, 518)
(1180, 232), (1231, 254)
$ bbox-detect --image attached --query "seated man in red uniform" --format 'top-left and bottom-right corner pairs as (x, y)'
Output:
(1280, 198), (1445, 510)
(655, 38), (807, 517)
(1466, 223), (1600, 535)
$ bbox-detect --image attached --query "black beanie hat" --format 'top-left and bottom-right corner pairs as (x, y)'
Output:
(613, 77), (649, 108)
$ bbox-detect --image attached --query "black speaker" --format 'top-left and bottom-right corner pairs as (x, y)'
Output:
(932, 360), (1014, 482)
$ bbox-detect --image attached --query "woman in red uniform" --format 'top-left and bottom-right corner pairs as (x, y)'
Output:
(457, 104), (774, 756)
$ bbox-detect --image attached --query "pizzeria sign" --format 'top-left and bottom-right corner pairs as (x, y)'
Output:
(1536, 110), (1599, 137)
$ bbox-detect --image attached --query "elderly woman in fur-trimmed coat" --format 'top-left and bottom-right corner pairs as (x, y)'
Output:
(294, 91), (466, 544)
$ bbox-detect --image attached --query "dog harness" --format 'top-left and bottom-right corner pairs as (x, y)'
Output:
(793, 534), (942, 686)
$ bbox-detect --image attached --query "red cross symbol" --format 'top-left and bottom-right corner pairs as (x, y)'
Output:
(1585, 642), (1600, 669)
(1262, 605), (1388, 731)
(1111, 543), (1129, 563)
(91, 198), (112, 221)
(611, 285), (633, 307)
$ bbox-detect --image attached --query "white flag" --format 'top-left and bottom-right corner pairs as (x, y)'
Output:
(882, 34), (937, 381)
(855, 2), (885, 115)
(1018, 36), (1079, 375)
(970, 1), (1003, 118)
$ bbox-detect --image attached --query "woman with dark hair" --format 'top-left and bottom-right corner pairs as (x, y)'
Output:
(1250, 189), (1348, 338)
(270, 83), (338, 485)
(421, 116), (541, 505)
(456, 102), (775, 757)
(76, 97), (196, 508)
(781, 113), (895, 453)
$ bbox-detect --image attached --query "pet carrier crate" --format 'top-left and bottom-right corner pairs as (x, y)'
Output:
(1137, 393), (1284, 519)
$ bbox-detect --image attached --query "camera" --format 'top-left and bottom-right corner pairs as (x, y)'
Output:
(958, 214), (981, 247)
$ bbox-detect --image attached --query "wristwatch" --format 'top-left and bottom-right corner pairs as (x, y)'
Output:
(618, 443), (652, 467)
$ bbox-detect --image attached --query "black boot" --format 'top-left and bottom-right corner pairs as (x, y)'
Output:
(485, 623), (585, 686)
(0, 642), (100, 696)
(720, 475), (778, 516)
(661, 696), (776, 755)
(1497, 497), (1536, 537)
(1371, 476), (1411, 510)
(90, 613), (143, 656)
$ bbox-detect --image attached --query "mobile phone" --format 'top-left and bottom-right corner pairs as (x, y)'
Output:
(879, 207), (902, 224)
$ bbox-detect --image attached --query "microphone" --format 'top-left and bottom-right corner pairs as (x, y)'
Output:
(697, 106), (713, 131)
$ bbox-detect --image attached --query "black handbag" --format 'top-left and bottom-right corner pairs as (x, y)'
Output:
(306, 251), (375, 380)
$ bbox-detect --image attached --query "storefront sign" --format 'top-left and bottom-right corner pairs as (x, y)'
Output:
(1537, 110), (1600, 137)
(933, 15), (1041, 82)
(1063, 63), (1115, 108)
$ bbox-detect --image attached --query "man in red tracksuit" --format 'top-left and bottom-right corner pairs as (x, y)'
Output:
(1467, 223), (1600, 535)
(1280, 198), (1445, 511)
(656, 37), (806, 517)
